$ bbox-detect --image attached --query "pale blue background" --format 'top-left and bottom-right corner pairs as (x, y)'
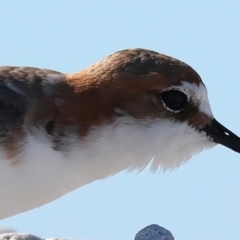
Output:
(0, 1), (240, 240)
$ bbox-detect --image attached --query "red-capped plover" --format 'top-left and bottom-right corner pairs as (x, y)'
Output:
(0, 48), (239, 219)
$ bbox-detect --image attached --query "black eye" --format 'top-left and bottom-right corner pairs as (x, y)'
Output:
(160, 90), (188, 113)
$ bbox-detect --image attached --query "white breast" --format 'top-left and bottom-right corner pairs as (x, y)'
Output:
(0, 117), (215, 219)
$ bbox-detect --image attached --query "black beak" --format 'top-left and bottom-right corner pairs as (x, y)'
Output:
(203, 119), (240, 153)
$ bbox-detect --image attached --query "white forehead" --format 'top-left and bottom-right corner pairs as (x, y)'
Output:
(180, 81), (213, 118)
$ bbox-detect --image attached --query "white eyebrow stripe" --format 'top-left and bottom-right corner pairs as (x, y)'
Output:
(180, 81), (214, 118)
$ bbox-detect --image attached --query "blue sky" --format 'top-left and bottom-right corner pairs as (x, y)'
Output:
(0, 1), (240, 240)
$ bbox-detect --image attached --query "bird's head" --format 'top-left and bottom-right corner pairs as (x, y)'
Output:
(66, 48), (240, 170)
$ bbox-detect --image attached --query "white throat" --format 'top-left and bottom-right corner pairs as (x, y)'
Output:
(83, 117), (216, 172)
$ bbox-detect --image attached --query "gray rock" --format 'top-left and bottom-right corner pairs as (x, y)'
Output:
(135, 224), (174, 240)
(0, 224), (174, 240)
(0, 233), (43, 240)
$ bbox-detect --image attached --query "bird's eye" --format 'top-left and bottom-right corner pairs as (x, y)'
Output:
(160, 89), (188, 113)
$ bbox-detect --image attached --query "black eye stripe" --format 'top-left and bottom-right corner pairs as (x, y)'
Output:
(160, 89), (188, 113)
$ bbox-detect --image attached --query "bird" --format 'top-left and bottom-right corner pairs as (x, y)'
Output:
(0, 48), (239, 220)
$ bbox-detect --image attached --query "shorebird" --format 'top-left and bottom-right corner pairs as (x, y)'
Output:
(0, 48), (239, 219)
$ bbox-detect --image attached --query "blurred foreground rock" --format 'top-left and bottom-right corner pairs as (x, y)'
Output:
(134, 224), (174, 240)
(0, 224), (174, 240)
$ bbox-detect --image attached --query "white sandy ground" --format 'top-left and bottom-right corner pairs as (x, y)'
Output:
(0, 224), (174, 240)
